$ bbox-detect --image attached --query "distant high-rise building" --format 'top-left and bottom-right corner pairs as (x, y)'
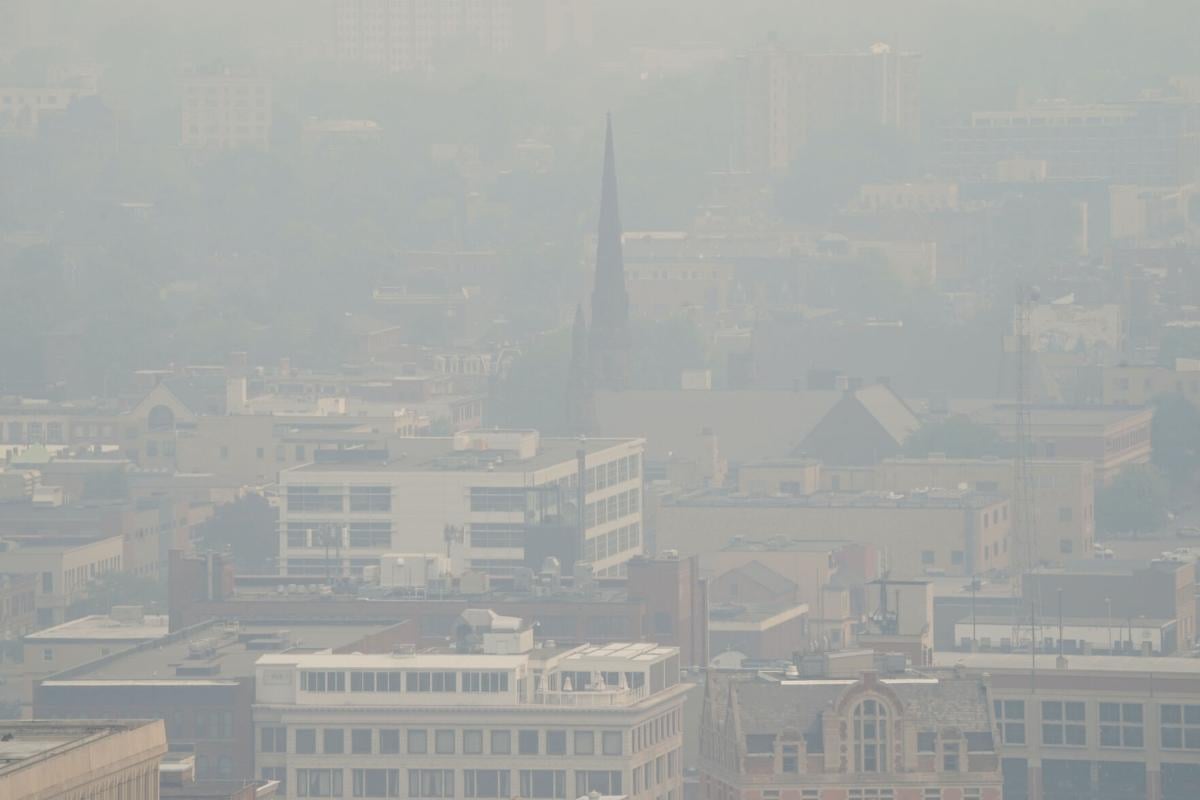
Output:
(589, 114), (631, 390)
(181, 69), (271, 150)
(940, 98), (1200, 184)
(334, 0), (514, 73)
(739, 40), (921, 173)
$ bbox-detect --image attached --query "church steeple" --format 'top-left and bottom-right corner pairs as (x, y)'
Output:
(565, 303), (596, 434)
(589, 112), (631, 390)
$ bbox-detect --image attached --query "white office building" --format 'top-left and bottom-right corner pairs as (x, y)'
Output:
(278, 430), (645, 579)
(253, 613), (687, 800)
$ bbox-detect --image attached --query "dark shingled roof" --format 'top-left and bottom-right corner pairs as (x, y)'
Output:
(709, 671), (995, 750)
(714, 560), (798, 599)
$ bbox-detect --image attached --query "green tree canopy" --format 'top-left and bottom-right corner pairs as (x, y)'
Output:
(1151, 393), (1200, 486)
(1095, 465), (1170, 536)
(68, 571), (166, 618)
(195, 494), (278, 572)
(904, 414), (1004, 459)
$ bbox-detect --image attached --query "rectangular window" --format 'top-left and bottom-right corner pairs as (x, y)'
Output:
(469, 487), (526, 513)
(352, 728), (373, 754)
(1161, 704), (1200, 749)
(408, 770), (454, 798)
(407, 671), (456, 692)
(491, 730), (511, 754)
(782, 743), (799, 772)
(1100, 703), (1143, 748)
(602, 731), (623, 755)
(995, 699), (1026, 745)
(546, 730), (566, 755)
(350, 670), (403, 692)
(408, 729), (428, 754)
(287, 485), (343, 512)
(352, 768), (400, 798)
(286, 524), (310, 548)
(435, 729), (455, 754)
(348, 522), (392, 548)
(462, 671), (509, 692)
(468, 523), (525, 548)
(519, 729), (539, 755)
(943, 742), (960, 771)
(1042, 700), (1086, 746)
(519, 770), (566, 799)
(380, 729), (400, 754)
(323, 728), (344, 754)
(296, 729), (316, 755)
(575, 730), (595, 755)
(260, 726), (286, 753)
(575, 771), (622, 796)
(464, 729), (483, 754)
(261, 767), (286, 796)
(349, 486), (391, 512)
(464, 770), (511, 798)
(301, 671), (346, 692)
(297, 769), (343, 797)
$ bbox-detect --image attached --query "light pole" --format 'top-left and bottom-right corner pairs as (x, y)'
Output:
(1105, 597), (1113, 653)
(970, 575), (978, 648)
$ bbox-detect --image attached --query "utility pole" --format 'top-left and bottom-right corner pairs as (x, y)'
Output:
(1106, 597), (1113, 653)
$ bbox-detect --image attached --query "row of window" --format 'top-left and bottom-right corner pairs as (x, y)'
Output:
(760, 791), (983, 800)
(634, 710), (681, 753)
(584, 488), (641, 529)
(584, 522), (641, 563)
(468, 523), (524, 549)
(632, 749), (679, 794)
(290, 768), (640, 799)
(287, 522), (393, 549)
(261, 726), (627, 757)
(994, 700), (1200, 750)
(585, 455), (640, 493)
(302, 669), (513, 695)
(469, 487), (529, 514)
(0, 420), (68, 444)
(287, 485), (392, 513)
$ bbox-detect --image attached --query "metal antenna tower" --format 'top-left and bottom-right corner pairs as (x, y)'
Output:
(1012, 284), (1041, 648)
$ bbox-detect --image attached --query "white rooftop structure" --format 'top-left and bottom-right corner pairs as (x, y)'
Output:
(24, 607), (168, 642)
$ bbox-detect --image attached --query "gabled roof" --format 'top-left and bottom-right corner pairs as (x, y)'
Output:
(713, 560), (798, 599)
(853, 384), (920, 445)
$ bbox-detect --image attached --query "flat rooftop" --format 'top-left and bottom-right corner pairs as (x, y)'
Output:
(44, 621), (393, 683)
(718, 536), (854, 553)
(0, 720), (156, 774)
(26, 613), (170, 642)
(675, 488), (1003, 510)
(934, 652), (1200, 674)
(286, 436), (639, 475)
(964, 402), (1153, 428)
(1029, 557), (1194, 576)
(954, 615), (1174, 628)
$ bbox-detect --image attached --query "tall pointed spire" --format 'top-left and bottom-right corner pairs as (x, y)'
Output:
(589, 113), (631, 390)
(565, 303), (596, 434)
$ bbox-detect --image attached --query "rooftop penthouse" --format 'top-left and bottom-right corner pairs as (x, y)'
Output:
(255, 633), (683, 711)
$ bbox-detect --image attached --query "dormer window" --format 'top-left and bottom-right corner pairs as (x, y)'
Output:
(853, 699), (889, 773)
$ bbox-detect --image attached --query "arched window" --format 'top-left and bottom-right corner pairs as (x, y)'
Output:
(853, 698), (888, 773)
(147, 404), (176, 432)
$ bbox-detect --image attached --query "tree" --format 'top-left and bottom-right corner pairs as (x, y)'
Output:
(904, 415), (1004, 459)
(1151, 393), (1200, 486)
(1095, 465), (1170, 536)
(195, 494), (278, 572)
(69, 571), (166, 618)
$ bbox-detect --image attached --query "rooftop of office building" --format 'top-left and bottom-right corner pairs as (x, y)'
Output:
(284, 430), (640, 475)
